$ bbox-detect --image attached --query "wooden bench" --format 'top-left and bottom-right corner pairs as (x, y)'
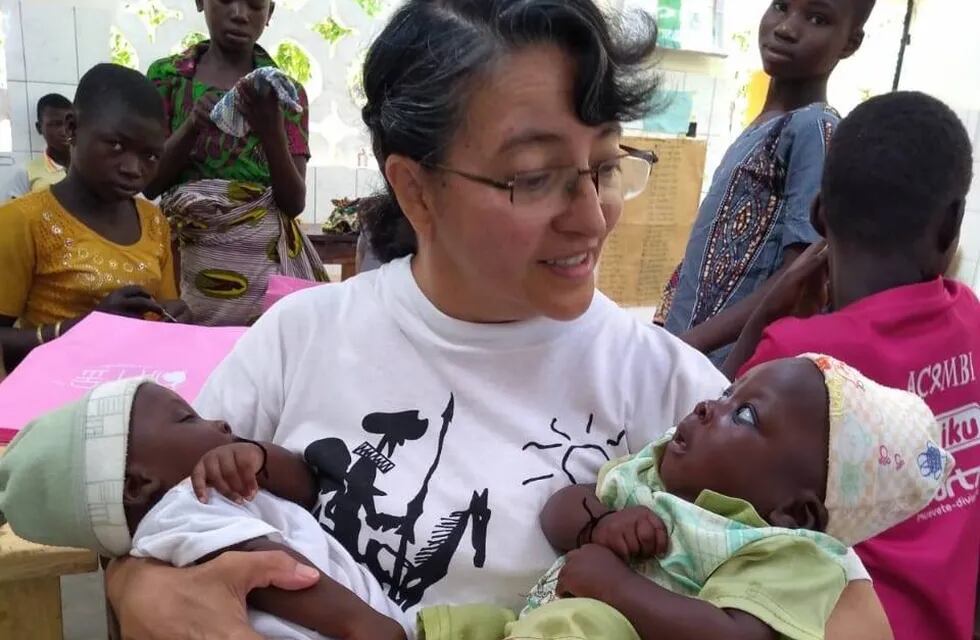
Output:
(0, 445), (100, 639)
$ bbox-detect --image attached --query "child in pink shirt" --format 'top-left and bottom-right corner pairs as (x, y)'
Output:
(724, 91), (978, 640)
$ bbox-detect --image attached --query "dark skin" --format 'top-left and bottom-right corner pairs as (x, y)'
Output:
(0, 106), (191, 369)
(680, 0), (866, 355)
(541, 358), (831, 640)
(722, 193), (964, 378)
(123, 384), (405, 640)
(143, 0), (308, 217)
(37, 106), (72, 168)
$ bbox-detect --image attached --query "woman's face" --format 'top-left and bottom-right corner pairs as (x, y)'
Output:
(199, 0), (272, 51)
(407, 46), (626, 323)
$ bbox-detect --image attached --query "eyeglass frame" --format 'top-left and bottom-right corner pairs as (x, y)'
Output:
(420, 145), (659, 204)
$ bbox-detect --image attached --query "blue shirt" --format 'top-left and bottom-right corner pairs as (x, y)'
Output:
(662, 103), (839, 365)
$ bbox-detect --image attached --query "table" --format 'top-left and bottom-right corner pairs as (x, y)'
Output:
(302, 226), (358, 281)
(0, 445), (100, 639)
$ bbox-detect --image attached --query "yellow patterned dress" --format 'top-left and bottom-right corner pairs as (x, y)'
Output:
(0, 189), (177, 327)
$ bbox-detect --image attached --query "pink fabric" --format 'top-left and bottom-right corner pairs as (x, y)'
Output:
(262, 274), (325, 312)
(0, 312), (244, 443)
(740, 278), (980, 640)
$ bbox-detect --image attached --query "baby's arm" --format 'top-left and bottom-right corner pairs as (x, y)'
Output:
(558, 544), (776, 640)
(192, 441), (318, 509)
(541, 484), (668, 560)
(209, 537), (405, 640)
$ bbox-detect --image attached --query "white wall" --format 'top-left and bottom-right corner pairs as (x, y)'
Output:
(897, 0), (980, 291)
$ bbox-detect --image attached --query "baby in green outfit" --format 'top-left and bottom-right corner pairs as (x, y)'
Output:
(421, 354), (953, 640)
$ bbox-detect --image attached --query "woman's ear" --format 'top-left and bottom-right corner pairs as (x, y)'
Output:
(840, 28), (865, 60)
(123, 467), (162, 507)
(267, 2), (276, 24)
(768, 491), (829, 532)
(386, 154), (435, 244)
(64, 112), (78, 148)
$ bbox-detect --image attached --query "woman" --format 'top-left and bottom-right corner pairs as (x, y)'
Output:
(145, 0), (324, 327)
(0, 64), (189, 370)
(108, 2), (892, 637)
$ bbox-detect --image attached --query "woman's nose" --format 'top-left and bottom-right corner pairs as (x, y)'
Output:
(774, 19), (799, 43)
(555, 173), (607, 238)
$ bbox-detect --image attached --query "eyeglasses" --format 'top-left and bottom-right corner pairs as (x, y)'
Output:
(423, 145), (657, 211)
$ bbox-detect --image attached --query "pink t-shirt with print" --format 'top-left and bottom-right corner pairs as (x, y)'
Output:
(740, 278), (980, 640)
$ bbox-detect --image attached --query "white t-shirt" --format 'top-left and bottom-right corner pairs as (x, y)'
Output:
(131, 481), (411, 640)
(193, 255), (866, 619)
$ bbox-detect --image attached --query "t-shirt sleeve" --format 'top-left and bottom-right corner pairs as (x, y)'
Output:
(130, 483), (283, 567)
(193, 299), (289, 442)
(779, 110), (837, 249)
(699, 536), (847, 640)
(736, 319), (810, 379)
(0, 201), (35, 318)
(627, 324), (729, 450)
(284, 83), (310, 158)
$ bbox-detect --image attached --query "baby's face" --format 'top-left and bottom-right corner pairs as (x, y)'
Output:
(659, 359), (830, 524)
(127, 383), (235, 491)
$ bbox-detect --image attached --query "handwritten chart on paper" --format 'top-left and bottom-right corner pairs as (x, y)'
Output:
(598, 136), (707, 308)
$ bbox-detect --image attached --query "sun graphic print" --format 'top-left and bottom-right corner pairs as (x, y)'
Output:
(521, 414), (627, 486)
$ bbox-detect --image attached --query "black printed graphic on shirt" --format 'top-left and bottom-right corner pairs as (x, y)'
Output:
(304, 394), (491, 610)
(521, 413), (627, 486)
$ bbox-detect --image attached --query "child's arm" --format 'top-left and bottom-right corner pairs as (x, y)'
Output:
(681, 245), (807, 356)
(204, 537), (405, 640)
(558, 544), (776, 640)
(192, 441), (318, 510)
(540, 484), (668, 560)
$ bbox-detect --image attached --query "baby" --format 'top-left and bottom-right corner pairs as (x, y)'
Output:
(0, 378), (410, 640)
(421, 354), (955, 639)
(0, 354), (953, 640)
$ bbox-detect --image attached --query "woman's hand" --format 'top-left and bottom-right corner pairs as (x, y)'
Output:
(191, 442), (265, 504)
(107, 552), (320, 640)
(755, 240), (829, 325)
(238, 80), (285, 142)
(556, 543), (637, 604)
(96, 285), (164, 319)
(190, 93), (220, 132)
(160, 299), (193, 324)
(590, 507), (669, 562)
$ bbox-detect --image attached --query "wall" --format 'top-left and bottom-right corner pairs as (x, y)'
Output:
(897, 0), (980, 290)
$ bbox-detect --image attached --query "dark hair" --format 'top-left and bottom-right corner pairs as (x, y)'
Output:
(360, 0), (660, 262)
(36, 94), (72, 122)
(73, 63), (165, 125)
(822, 91), (973, 251)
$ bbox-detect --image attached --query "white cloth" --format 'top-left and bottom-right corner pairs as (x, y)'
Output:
(193, 255), (868, 620)
(3, 167), (30, 201)
(132, 480), (411, 640)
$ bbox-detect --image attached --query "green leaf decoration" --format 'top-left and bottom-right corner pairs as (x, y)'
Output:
(274, 41), (312, 85)
(354, 0), (383, 18)
(312, 17), (352, 45)
(123, 0), (183, 43)
(109, 27), (139, 69)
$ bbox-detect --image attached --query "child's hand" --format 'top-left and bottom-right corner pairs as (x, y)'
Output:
(191, 443), (265, 504)
(757, 240), (829, 324)
(557, 543), (635, 603)
(589, 507), (669, 561)
(344, 615), (406, 640)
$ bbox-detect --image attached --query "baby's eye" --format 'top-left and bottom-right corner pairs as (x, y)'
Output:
(734, 405), (757, 427)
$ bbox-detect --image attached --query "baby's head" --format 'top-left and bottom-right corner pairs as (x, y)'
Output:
(659, 355), (953, 545)
(0, 378), (234, 556)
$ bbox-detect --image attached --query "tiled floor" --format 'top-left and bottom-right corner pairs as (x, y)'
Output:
(62, 572), (108, 640)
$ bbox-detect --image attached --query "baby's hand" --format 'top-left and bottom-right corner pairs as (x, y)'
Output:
(191, 442), (265, 504)
(589, 506), (669, 561)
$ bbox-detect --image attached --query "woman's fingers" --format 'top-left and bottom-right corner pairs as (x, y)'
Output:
(205, 551), (320, 598)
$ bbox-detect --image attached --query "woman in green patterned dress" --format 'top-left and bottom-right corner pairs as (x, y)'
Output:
(145, 0), (324, 326)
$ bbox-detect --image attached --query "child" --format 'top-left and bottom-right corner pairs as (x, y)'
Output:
(0, 64), (190, 371)
(724, 91), (978, 640)
(0, 378), (409, 640)
(3, 93), (72, 200)
(422, 355), (952, 640)
(0, 355), (949, 640)
(657, 0), (875, 365)
(144, 0), (324, 327)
